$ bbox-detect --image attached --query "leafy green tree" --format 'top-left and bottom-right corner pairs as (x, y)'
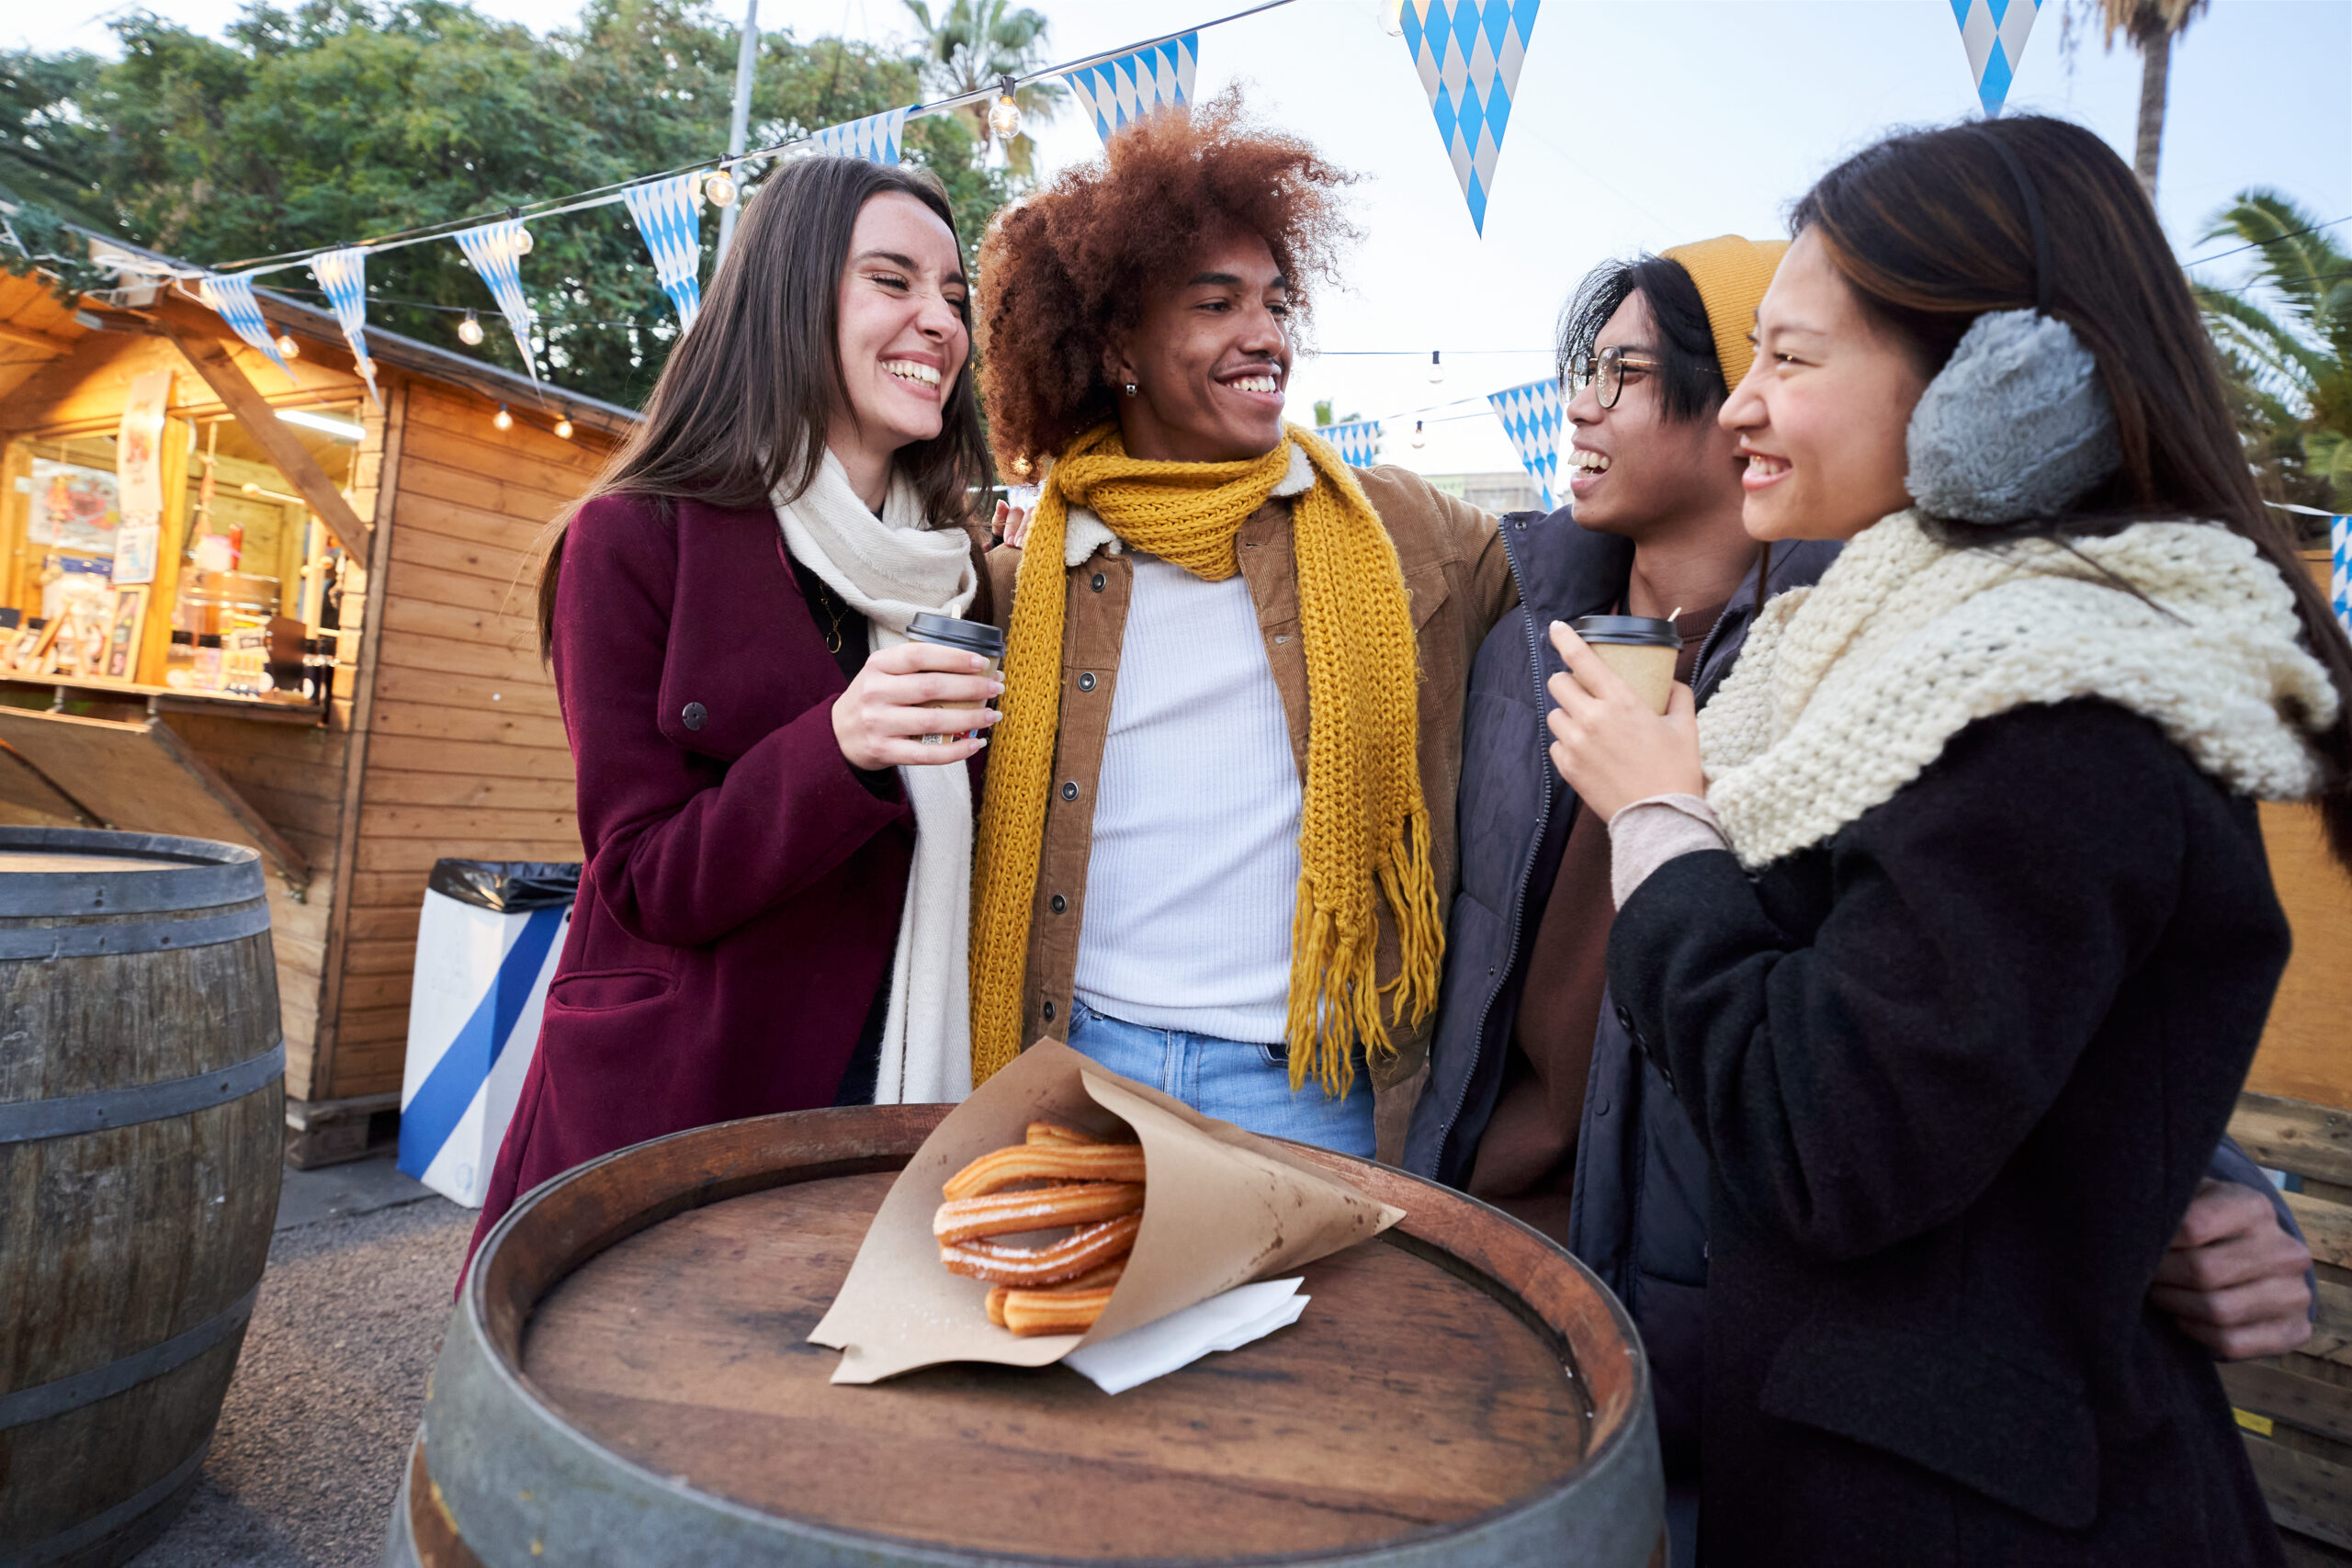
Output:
(901, 0), (1063, 177)
(2195, 190), (2352, 514)
(0, 0), (1015, 408)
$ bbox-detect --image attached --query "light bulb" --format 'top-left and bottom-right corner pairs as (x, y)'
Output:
(493, 404), (514, 431)
(1410, 419), (1426, 448)
(458, 310), (484, 346)
(703, 166), (738, 208)
(553, 413), (573, 440)
(1011, 456), (1032, 477)
(274, 333), (300, 359)
(989, 94), (1023, 141)
(514, 226), (534, 257)
(1377, 0), (1408, 34)
(1428, 350), (1443, 385)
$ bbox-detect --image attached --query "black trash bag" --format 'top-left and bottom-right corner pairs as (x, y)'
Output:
(427, 859), (582, 913)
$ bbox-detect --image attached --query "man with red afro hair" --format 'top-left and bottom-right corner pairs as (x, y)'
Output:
(967, 92), (1511, 1156)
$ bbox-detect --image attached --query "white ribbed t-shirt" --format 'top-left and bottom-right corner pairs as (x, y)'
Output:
(1071, 554), (1301, 1043)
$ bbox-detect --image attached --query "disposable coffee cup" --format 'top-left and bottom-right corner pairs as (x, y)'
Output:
(906, 612), (1006, 744)
(1569, 614), (1682, 715)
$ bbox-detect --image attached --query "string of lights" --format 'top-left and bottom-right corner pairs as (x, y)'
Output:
(195, 0), (1304, 280)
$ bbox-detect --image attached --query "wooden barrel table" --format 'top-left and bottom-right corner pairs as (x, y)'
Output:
(388, 1105), (1663, 1566)
(0, 827), (282, 1567)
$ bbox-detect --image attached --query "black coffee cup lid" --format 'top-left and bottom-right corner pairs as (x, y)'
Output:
(1570, 614), (1682, 649)
(908, 612), (1007, 658)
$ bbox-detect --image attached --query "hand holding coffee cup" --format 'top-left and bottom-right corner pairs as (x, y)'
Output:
(831, 627), (1004, 771)
(1544, 618), (1706, 820)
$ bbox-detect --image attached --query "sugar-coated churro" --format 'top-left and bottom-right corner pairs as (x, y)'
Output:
(941, 1213), (1143, 1287)
(933, 1180), (1144, 1245)
(942, 1141), (1148, 1200)
(1002, 1283), (1116, 1336)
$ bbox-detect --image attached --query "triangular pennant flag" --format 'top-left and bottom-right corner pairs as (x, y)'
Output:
(310, 247), (381, 406)
(809, 106), (910, 164)
(1315, 419), (1383, 469)
(2332, 513), (2350, 637)
(1400, 0), (1540, 235)
(196, 273), (297, 385)
(1951, 0), (2041, 116)
(1065, 32), (1197, 141)
(622, 175), (706, 332)
(1488, 378), (1565, 509)
(454, 219), (537, 382)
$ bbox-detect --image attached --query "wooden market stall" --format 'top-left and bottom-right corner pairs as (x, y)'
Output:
(0, 257), (631, 1163)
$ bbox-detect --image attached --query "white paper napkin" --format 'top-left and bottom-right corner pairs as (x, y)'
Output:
(1060, 1278), (1309, 1396)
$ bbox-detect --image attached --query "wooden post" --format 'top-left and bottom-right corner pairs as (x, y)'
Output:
(133, 412), (192, 686)
(158, 321), (371, 561)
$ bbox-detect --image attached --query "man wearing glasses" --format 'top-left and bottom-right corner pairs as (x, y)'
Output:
(1405, 237), (2315, 1564)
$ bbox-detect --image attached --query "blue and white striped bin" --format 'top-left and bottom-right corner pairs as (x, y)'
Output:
(396, 862), (577, 1206)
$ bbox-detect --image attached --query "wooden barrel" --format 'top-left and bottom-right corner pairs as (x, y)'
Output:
(0, 828), (282, 1568)
(390, 1105), (1664, 1566)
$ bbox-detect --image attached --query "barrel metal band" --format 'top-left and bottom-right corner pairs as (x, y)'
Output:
(0, 897), (271, 960)
(0, 1039), (283, 1145)
(2, 1433), (213, 1566)
(0, 1281), (260, 1431)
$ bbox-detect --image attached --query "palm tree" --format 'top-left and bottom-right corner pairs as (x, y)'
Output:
(2096, 0), (2208, 199)
(2196, 190), (2352, 513)
(902, 0), (1065, 177)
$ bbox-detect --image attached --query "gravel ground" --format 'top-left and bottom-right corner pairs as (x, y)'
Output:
(129, 1165), (471, 1568)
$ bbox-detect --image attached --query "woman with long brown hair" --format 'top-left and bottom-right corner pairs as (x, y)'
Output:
(1545, 116), (2346, 1562)
(469, 157), (1000, 1258)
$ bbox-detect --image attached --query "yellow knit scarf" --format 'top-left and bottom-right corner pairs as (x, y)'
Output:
(969, 423), (1443, 1096)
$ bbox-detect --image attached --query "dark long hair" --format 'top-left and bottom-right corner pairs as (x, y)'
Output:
(534, 157), (990, 653)
(1555, 253), (1726, 424)
(1795, 115), (2352, 869)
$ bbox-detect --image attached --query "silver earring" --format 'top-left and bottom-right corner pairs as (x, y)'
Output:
(1124, 381), (1138, 397)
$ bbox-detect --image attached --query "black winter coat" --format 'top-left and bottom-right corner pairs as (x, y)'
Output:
(1611, 700), (2290, 1566)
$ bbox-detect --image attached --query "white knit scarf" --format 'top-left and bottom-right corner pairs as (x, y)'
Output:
(1700, 511), (2338, 870)
(776, 450), (979, 1104)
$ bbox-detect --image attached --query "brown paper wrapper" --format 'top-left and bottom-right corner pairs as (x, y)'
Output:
(808, 1039), (1404, 1383)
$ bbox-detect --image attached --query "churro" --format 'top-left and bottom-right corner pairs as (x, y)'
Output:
(941, 1213), (1143, 1287)
(933, 1180), (1144, 1245)
(1024, 1121), (1105, 1146)
(984, 1257), (1126, 1327)
(1002, 1283), (1117, 1337)
(942, 1142), (1148, 1200)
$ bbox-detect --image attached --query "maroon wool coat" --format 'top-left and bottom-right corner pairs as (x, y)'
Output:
(468, 492), (990, 1263)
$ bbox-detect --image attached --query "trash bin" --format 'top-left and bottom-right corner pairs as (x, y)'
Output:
(396, 860), (579, 1206)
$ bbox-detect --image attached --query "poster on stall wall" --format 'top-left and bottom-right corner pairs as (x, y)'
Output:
(110, 369), (172, 587)
(28, 460), (119, 553)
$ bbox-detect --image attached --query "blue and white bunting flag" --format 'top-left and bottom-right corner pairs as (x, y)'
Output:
(196, 273), (297, 385)
(1316, 420), (1383, 469)
(1951, 0), (2040, 116)
(810, 106), (910, 164)
(1066, 32), (1197, 141)
(622, 175), (706, 332)
(455, 219), (537, 381)
(2332, 513), (2350, 637)
(1489, 378), (1565, 509)
(310, 247), (380, 406)
(1401, 0), (1540, 235)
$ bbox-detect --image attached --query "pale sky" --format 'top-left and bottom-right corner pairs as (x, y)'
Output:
(21, 0), (2350, 478)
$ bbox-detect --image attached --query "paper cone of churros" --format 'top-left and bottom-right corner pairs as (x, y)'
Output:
(809, 1039), (1404, 1384)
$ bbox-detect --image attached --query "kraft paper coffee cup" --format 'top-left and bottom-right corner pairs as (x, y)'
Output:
(907, 612), (1006, 744)
(1569, 615), (1682, 715)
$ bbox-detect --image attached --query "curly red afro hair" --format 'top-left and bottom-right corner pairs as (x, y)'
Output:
(976, 90), (1360, 473)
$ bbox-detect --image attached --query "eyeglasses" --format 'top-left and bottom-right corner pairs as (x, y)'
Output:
(1566, 344), (1666, 411)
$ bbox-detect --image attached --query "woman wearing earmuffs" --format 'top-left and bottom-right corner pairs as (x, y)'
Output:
(1544, 118), (2352, 1565)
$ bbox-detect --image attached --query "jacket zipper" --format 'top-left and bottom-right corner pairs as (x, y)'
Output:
(1434, 516), (1557, 1174)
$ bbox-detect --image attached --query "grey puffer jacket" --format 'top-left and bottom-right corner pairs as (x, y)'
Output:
(1403, 506), (2302, 1490)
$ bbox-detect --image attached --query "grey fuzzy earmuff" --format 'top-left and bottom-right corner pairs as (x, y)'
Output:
(1904, 308), (2121, 525)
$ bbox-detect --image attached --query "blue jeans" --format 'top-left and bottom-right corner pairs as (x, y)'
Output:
(1065, 998), (1377, 1157)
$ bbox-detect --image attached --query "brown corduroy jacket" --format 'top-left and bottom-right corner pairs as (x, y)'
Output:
(984, 465), (1515, 1156)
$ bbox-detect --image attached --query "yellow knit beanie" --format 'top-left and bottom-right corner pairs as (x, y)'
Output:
(1659, 235), (1790, 395)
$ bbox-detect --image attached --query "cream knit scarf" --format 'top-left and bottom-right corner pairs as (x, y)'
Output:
(1700, 511), (2338, 870)
(776, 450), (979, 1104)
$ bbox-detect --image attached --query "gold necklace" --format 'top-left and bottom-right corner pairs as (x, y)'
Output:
(814, 582), (847, 653)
